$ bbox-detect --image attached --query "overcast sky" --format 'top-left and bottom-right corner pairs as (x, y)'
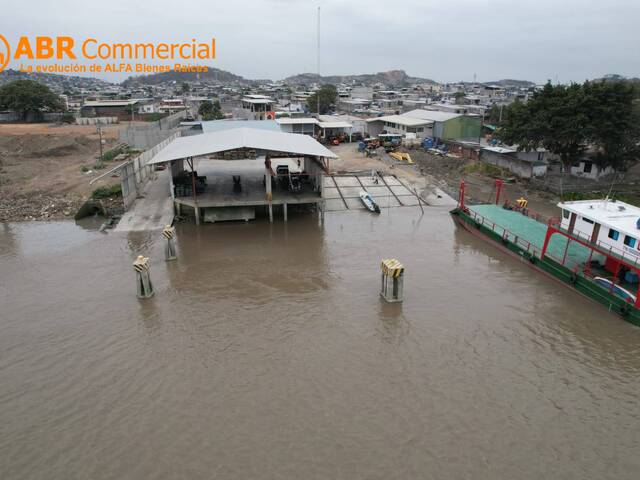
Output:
(4, 0), (640, 83)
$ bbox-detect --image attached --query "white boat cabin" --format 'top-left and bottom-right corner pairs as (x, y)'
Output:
(558, 199), (640, 259)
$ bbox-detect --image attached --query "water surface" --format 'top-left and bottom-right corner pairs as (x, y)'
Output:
(1, 208), (639, 479)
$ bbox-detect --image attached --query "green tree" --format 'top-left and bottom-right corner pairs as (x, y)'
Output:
(486, 104), (503, 125)
(498, 82), (589, 172)
(0, 79), (65, 121)
(306, 84), (337, 114)
(583, 80), (640, 171)
(198, 100), (224, 121)
(498, 80), (640, 173)
(181, 82), (190, 95)
(453, 91), (465, 105)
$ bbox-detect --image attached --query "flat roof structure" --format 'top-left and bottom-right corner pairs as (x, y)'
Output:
(366, 115), (433, 127)
(318, 121), (352, 129)
(241, 96), (274, 104)
(200, 119), (280, 134)
(276, 118), (319, 125)
(82, 99), (139, 107)
(558, 199), (640, 239)
(402, 109), (461, 122)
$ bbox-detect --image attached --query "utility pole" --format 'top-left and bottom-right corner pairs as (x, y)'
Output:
(316, 6), (321, 117)
(97, 124), (104, 163)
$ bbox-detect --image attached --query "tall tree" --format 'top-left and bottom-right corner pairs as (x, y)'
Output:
(583, 80), (640, 171)
(498, 82), (589, 171)
(306, 84), (337, 114)
(198, 100), (224, 121)
(0, 79), (64, 121)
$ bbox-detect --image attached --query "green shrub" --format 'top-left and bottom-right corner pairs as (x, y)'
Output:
(93, 161), (106, 170)
(91, 184), (122, 199)
(81, 165), (89, 172)
(60, 112), (76, 124)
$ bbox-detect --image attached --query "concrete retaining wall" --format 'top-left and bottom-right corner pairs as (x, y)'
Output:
(76, 117), (118, 125)
(118, 111), (186, 150)
(120, 132), (181, 210)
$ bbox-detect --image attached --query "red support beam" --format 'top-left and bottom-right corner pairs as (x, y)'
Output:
(494, 179), (504, 205)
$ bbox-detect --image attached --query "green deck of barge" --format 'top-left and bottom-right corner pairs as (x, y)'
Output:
(469, 204), (603, 267)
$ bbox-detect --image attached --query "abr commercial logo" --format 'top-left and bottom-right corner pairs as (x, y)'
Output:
(0, 34), (10, 72)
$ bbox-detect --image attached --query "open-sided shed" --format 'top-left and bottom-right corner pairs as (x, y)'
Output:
(147, 128), (337, 224)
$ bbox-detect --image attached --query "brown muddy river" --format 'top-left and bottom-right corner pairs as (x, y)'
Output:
(1, 207), (639, 479)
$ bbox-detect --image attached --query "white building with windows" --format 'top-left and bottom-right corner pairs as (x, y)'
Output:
(558, 199), (640, 261)
(365, 115), (433, 139)
(241, 94), (275, 120)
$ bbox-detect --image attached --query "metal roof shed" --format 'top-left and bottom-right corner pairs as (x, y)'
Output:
(147, 127), (337, 165)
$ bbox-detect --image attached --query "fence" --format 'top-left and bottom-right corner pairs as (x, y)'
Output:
(530, 172), (640, 195)
(76, 117), (118, 125)
(120, 132), (181, 210)
(0, 112), (20, 122)
(118, 110), (186, 149)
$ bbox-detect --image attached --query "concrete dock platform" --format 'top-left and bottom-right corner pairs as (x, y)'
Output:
(323, 174), (421, 211)
(114, 169), (174, 232)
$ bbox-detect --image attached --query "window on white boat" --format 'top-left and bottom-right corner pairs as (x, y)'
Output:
(582, 217), (594, 224)
(624, 235), (636, 248)
(608, 228), (620, 241)
(562, 209), (570, 219)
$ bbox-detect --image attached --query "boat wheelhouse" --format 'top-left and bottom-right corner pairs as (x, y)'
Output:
(558, 199), (640, 267)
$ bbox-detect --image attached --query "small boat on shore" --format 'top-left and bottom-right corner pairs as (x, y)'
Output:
(359, 190), (381, 213)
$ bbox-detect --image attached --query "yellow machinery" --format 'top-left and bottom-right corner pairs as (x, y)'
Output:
(389, 152), (414, 164)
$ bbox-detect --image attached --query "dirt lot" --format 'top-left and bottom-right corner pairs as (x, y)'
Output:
(329, 143), (429, 193)
(0, 123), (122, 221)
(408, 148), (563, 218)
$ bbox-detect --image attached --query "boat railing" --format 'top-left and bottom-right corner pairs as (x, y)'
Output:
(467, 209), (539, 258)
(560, 225), (640, 267)
(464, 206), (638, 305)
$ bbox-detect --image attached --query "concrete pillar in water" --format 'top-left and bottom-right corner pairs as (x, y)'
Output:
(133, 256), (154, 298)
(194, 206), (200, 226)
(162, 225), (177, 261)
(380, 258), (404, 303)
(283, 203), (288, 222)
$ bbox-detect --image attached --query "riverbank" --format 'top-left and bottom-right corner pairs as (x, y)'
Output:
(0, 122), (121, 222)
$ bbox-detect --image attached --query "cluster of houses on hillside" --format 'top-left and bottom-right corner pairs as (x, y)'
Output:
(0, 70), (622, 183)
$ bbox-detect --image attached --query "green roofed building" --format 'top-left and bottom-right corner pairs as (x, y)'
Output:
(401, 109), (482, 142)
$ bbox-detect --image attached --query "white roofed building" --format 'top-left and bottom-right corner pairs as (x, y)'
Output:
(365, 114), (433, 139)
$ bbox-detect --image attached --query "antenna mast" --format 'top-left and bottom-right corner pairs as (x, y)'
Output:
(316, 6), (321, 117)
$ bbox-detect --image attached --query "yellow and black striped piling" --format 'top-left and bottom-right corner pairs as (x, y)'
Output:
(162, 225), (177, 261)
(380, 258), (404, 302)
(133, 255), (154, 298)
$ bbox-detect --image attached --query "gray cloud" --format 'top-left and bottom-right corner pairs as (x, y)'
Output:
(3, 0), (639, 83)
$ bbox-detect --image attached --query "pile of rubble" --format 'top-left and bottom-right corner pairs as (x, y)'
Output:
(0, 193), (83, 222)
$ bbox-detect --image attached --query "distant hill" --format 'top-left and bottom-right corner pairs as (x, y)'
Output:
(282, 70), (435, 87)
(0, 69), (113, 90)
(122, 67), (250, 86)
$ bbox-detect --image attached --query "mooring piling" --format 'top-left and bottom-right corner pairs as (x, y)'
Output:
(380, 258), (404, 303)
(162, 225), (177, 261)
(133, 255), (154, 298)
